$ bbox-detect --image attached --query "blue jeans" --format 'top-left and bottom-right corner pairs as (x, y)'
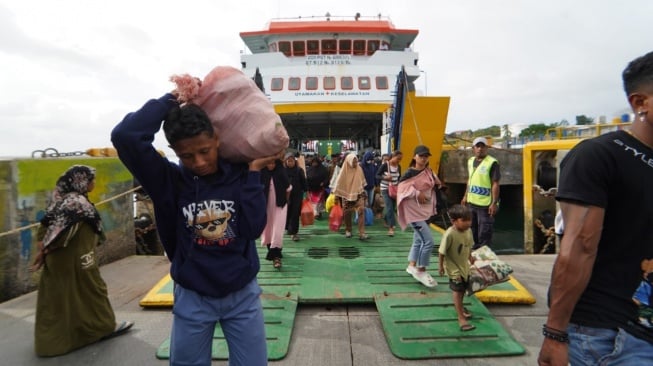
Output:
(408, 220), (434, 268)
(469, 205), (494, 249)
(568, 323), (653, 365)
(170, 280), (267, 366)
(366, 187), (375, 208)
(381, 190), (397, 228)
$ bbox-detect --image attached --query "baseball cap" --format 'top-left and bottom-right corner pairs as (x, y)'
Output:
(413, 145), (431, 156)
(472, 137), (488, 146)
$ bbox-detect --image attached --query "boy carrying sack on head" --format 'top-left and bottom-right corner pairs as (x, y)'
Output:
(438, 204), (476, 331)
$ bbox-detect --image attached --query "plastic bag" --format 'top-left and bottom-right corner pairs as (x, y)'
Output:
(301, 198), (315, 226)
(329, 204), (344, 232)
(192, 66), (289, 162)
(354, 207), (374, 226)
(325, 193), (336, 213)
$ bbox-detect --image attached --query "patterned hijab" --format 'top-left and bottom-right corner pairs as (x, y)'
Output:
(333, 153), (366, 201)
(40, 165), (104, 249)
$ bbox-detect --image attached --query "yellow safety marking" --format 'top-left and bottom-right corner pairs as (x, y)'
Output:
(139, 274), (174, 307)
(474, 276), (537, 304)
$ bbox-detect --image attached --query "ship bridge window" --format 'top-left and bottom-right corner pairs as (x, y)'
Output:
(338, 40), (352, 54)
(353, 40), (366, 55)
(279, 41), (291, 56)
(323, 76), (335, 90)
(288, 77), (301, 90)
(358, 76), (371, 90)
(269, 43), (277, 52)
(306, 77), (318, 90)
(292, 41), (305, 56)
(367, 40), (380, 55)
(271, 77), (283, 91)
(307, 40), (319, 55)
(322, 39), (337, 54)
(341, 76), (353, 90)
(375, 76), (388, 89)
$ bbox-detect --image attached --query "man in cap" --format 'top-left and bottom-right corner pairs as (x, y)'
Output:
(461, 137), (500, 249)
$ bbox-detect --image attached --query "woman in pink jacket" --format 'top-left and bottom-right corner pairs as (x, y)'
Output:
(397, 145), (442, 288)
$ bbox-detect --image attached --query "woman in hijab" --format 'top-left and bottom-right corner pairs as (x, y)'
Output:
(284, 152), (307, 241)
(305, 157), (329, 218)
(32, 165), (133, 357)
(333, 153), (369, 240)
(260, 159), (291, 268)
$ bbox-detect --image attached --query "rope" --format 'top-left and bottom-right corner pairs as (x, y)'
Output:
(402, 70), (423, 145)
(0, 186), (143, 239)
(534, 218), (556, 254)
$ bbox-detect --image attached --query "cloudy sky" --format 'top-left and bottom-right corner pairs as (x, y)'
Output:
(1, 0), (651, 158)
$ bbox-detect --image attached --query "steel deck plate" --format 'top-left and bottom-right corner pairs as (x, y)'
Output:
(156, 293), (298, 360)
(375, 292), (525, 359)
(149, 217), (528, 360)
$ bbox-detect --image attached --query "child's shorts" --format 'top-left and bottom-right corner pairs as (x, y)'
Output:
(449, 276), (469, 293)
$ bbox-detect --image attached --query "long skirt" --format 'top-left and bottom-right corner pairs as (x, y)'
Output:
(261, 181), (288, 250)
(35, 223), (116, 356)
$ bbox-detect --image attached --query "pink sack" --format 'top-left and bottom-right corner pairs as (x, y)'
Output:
(192, 66), (289, 162)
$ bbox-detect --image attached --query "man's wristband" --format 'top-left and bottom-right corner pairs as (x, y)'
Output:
(542, 324), (569, 343)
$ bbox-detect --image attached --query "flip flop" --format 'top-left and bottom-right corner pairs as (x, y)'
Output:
(460, 323), (476, 332)
(463, 307), (473, 319)
(102, 321), (134, 340)
(273, 258), (282, 269)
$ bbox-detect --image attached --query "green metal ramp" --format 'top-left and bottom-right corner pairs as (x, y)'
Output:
(152, 217), (526, 360)
(156, 293), (298, 360)
(375, 292), (525, 359)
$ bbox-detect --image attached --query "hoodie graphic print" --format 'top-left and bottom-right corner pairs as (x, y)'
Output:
(184, 199), (237, 246)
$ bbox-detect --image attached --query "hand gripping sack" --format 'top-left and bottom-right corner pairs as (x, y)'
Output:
(192, 66), (289, 162)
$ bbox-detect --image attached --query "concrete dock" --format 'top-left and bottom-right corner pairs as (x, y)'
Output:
(0, 254), (555, 366)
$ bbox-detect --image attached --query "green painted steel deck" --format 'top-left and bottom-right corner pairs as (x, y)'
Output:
(156, 293), (298, 361)
(154, 216), (525, 360)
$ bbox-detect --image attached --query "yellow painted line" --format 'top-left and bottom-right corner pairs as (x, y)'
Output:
(139, 273), (174, 307)
(430, 223), (445, 234)
(474, 276), (537, 304)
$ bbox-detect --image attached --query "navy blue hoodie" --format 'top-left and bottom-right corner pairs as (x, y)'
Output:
(361, 151), (378, 190)
(111, 94), (265, 298)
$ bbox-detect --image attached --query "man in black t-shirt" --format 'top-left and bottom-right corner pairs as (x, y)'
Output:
(538, 52), (653, 365)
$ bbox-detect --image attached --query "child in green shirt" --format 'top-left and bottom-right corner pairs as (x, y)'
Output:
(438, 204), (476, 331)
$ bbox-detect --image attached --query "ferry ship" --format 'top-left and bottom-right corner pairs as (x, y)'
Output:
(238, 14), (450, 170)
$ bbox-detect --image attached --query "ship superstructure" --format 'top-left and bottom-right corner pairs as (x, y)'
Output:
(239, 14), (423, 155)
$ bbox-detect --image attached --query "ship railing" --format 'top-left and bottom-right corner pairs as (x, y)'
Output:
(442, 122), (633, 150)
(545, 122), (632, 140)
(269, 14), (392, 23)
(0, 186), (144, 239)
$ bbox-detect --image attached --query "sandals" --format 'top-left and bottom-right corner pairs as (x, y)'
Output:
(460, 323), (476, 332)
(345, 231), (352, 238)
(359, 234), (370, 241)
(463, 307), (473, 319)
(387, 228), (395, 237)
(102, 321), (134, 340)
(273, 258), (282, 269)
(291, 234), (299, 241)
